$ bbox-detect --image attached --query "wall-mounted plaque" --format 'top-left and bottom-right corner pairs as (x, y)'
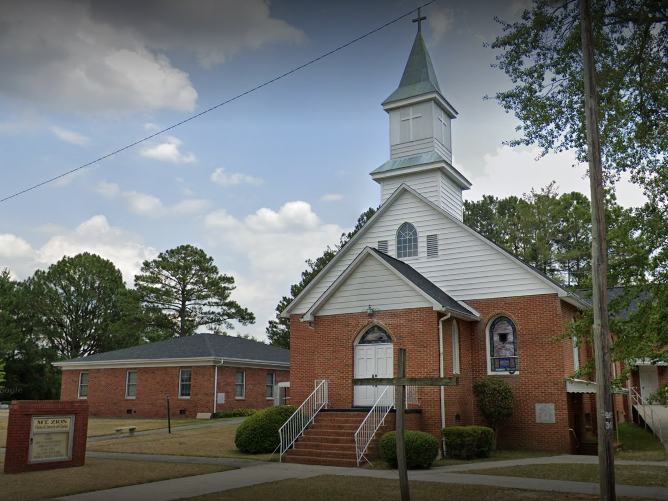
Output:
(29, 415), (75, 463)
(535, 403), (556, 424)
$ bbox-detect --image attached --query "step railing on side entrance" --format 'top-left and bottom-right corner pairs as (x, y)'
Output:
(631, 387), (663, 444)
(279, 379), (328, 462)
(354, 385), (418, 466)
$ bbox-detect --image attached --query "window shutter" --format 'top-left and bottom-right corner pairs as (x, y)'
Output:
(377, 240), (388, 253)
(427, 234), (438, 257)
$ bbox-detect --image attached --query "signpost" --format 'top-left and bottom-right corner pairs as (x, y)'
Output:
(353, 348), (458, 501)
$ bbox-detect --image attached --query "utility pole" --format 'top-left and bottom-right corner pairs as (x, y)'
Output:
(578, 0), (616, 498)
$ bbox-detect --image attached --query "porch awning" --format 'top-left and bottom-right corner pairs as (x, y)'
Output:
(566, 379), (629, 395)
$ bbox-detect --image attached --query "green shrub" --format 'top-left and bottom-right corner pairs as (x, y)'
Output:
(379, 431), (439, 469)
(234, 405), (297, 454)
(441, 426), (494, 459)
(215, 409), (257, 419)
(472, 377), (514, 449)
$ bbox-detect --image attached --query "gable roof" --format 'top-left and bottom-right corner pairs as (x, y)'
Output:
(282, 184), (588, 319)
(53, 334), (290, 370)
(302, 247), (480, 321)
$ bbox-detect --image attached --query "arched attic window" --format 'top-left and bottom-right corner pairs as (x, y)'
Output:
(397, 222), (418, 258)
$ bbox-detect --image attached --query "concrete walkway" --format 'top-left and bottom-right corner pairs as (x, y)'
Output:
(57, 453), (668, 501)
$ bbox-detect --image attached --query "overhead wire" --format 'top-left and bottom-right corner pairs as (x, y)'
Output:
(0, 0), (436, 204)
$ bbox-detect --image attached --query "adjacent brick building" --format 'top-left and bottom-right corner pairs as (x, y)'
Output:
(280, 25), (631, 461)
(55, 334), (289, 418)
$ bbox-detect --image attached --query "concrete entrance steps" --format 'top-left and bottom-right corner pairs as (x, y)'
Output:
(282, 409), (392, 467)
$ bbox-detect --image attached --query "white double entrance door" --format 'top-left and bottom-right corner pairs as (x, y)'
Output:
(354, 343), (394, 407)
(639, 365), (660, 402)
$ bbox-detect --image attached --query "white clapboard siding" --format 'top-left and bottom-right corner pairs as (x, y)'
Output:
(381, 170), (439, 206)
(317, 255), (432, 316)
(434, 140), (452, 164)
(390, 102), (434, 146)
(432, 102), (452, 154)
(438, 171), (464, 221)
(290, 189), (557, 315)
(391, 138), (435, 159)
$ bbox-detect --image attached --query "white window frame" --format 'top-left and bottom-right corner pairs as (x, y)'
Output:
(266, 373), (276, 400)
(396, 222), (418, 259)
(179, 369), (191, 399)
(452, 320), (460, 374)
(78, 372), (88, 399)
(125, 371), (137, 399)
(235, 370), (246, 399)
(485, 315), (519, 375)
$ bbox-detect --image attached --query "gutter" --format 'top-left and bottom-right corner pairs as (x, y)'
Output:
(438, 313), (451, 453)
(213, 358), (224, 414)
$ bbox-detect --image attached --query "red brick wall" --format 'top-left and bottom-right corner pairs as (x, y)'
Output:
(290, 293), (581, 453)
(4, 400), (88, 474)
(60, 365), (289, 418)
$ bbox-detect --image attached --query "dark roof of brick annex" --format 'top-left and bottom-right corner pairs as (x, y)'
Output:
(368, 247), (477, 318)
(62, 334), (289, 365)
(576, 286), (652, 319)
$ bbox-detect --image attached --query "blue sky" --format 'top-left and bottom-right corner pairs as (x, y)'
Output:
(0, 0), (645, 340)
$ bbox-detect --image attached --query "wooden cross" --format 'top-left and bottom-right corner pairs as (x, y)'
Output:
(401, 106), (422, 141)
(412, 8), (426, 33)
(436, 109), (448, 145)
(353, 348), (458, 501)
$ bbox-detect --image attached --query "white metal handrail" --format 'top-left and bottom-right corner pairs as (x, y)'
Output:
(279, 379), (328, 461)
(631, 387), (664, 444)
(355, 385), (394, 466)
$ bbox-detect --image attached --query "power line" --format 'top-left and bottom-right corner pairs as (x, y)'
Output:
(0, 0), (436, 204)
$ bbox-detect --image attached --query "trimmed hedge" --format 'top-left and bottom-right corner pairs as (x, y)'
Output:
(379, 431), (439, 469)
(234, 405), (297, 454)
(215, 409), (257, 419)
(441, 426), (494, 459)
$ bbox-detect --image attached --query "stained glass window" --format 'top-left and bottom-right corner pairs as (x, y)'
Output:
(359, 326), (392, 344)
(489, 316), (518, 372)
(397, 222), (418, 258)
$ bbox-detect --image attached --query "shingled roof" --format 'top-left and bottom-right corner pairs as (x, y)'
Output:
(54, 334), (289, 368)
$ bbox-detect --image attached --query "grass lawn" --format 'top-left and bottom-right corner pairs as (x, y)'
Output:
(87, 422), (275, 461)
(434, 449), (559, 467)
(0, 454), (233, 501)
(457, 463), (668, 488)
(176, 475), (658, 501)
(616, 422), (668, 461)
(0, 416), (231, 448)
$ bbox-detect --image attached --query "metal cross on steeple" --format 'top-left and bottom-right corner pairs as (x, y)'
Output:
(412, 7), (426, 33)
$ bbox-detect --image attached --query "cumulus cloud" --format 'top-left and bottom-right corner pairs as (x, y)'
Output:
(210, 168), (264, 187)
(100, 182), (210, 217)
(94, 181), (121, 198)
(120, 191), (165, 216)
(140, 136), (196, 164)
(0, 233), (35, 259)
(0, 1), (303, 116)
(52, 125), (89, 145)
(321, 194), (344, 202)
(427, 7), (454, 45)
(172, 198), (212, 215)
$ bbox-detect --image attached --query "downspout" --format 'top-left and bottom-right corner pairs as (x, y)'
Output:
(213, 359), (224, 414)
(438, 313), (451, 453)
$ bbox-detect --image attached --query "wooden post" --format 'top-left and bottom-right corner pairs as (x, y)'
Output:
(396, 348), (410, 501)
(579, 0), (616, 499)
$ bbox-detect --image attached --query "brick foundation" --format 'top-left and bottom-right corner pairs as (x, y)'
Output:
(4, 400), (88, 474)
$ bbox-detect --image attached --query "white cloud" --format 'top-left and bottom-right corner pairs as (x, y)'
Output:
(210, 168), (264, 187)
(121, 191), (165, 216)
(94, 181), (121, 198)
(427, 7), (454, 45)
(321, 194), (344, 202)
(111, 186), (210, 217)
(172, 198), (212, 215)
(144, 122), (160, 131)
(51, 125), (89, 145)
(244, 201), (321, 233)
(140, 136), (196, 164)
(460, 146), (647, 208)
(0, 233), (35, 259)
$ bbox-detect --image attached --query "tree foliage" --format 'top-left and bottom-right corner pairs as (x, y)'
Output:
(135, 244), (255, 338)
(472, 377), (515, 449)
(25, 253), (129, 360)
(266, 207), (376, 348)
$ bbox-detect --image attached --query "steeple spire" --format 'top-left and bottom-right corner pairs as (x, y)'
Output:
(412, 7), (426, 33)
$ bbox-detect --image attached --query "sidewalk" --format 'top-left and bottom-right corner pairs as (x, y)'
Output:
(57, 453), (668, 501)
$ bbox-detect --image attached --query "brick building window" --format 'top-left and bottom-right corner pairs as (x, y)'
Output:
(267, 373), (276, 399)
(487, 316), (518, 374)
(125, 371), (137, 399)
(236, 371), (245, 399)
(78, 373), (88, 398)
(396, 222), (418, 258)
(179, 369), (191, 398)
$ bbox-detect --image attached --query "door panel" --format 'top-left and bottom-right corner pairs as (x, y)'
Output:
(639, 366), (659, 402)
(354, 343), (393, 406)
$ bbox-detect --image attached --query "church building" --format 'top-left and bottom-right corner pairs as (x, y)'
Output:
(280, 16), (620, 464)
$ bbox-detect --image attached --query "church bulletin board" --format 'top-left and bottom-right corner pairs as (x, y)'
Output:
(4, 400), (89, 474)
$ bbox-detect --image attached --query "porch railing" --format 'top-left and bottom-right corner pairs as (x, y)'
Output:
(279, 379), (328, 462)
(355, 385), (393, 466)
(631, 387), (663, 444)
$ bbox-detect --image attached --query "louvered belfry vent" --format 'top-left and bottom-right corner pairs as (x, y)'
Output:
(427, 234), (438, 258)
(377, 240), (389, 254)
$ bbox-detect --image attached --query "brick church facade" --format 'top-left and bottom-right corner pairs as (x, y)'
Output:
(282, 23), (630, 456)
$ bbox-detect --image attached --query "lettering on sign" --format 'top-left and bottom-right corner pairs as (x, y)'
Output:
(29, 415), (75, 464)
(31, 433), (70, 461)
(34, 418), (72, 432)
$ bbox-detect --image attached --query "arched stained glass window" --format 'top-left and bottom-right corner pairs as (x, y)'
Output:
(359, 326), (392, 344)
(488, 316), (518, 373)
(397, 222), (418, 258)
